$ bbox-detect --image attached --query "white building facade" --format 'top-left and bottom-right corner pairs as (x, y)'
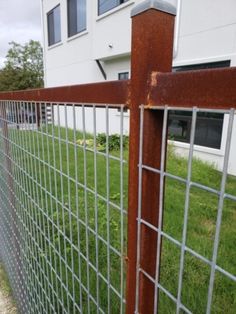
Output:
(41, 0), (236, 175)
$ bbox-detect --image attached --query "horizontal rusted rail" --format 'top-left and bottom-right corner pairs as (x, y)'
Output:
(2, 67), (236, 110)
(147, 67), (236, 109)
(0, 80), (130, 107)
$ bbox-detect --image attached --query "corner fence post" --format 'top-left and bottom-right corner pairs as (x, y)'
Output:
(126, 1), (176, 313)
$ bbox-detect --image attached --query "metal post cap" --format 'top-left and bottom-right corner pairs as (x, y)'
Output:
(131, 0), (176, 17)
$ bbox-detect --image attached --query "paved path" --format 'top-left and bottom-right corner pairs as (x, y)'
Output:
(0, 266), (17, 314)
(0, 290), (16, 314)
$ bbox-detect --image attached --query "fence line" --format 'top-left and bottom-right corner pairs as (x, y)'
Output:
(0, 1), (236, 313)
(0, 101), (128, 313)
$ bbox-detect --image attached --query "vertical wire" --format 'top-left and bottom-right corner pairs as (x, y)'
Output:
(57, 103), (70, 312)
(7, 101), (15, 305)
(21, 101), (33, 310)
(93, 105), (100, 313)
(52, 103), (64, 310)
(34, 101), (45, 310)
(72, 103), (83, 312)
(153, 106), (169, 313)
(25, 101), (40, 309)
(39, 102), (55, 312)
(11, 100), (21, 305)
(6, 101), (19, 302)
(15, 101), (30, 308)
(10, 100), (27, 307)
(105, 106), (111, 313)
(82, 104), (91, 313)
(176, 107), (198, 313)
(38, 103), (51, 312)
(64, 103), (75, 314)
(34, 101), (49, 312)
(45, 103), (59, 312)
(135, 105), (144, 313)
(27, 102), (35, 305)
(206, 109), (235, 314)
(119, 106), (125, 312)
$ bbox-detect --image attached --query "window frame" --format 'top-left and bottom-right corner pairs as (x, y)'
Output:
(67, 0), (87, 38)
(118, 71), (129, 81)
(98, 0), (129, 16)
(117, 71), (129, 113)
(47, 4), (61, 47)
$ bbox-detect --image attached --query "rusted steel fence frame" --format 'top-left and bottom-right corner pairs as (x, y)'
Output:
(126, 2), (176, 314)
(0, 80), (130, 106)
(147, 67), (236, 109)
(0, 1), (236, 314)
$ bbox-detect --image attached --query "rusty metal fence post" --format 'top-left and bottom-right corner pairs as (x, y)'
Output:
(126, 1), (176, 313)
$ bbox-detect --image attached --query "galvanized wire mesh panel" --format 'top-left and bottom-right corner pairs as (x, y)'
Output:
(136, 106), (236, 314)
(0, 100), (128, 314)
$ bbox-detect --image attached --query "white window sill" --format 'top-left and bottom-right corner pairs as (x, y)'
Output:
(48, 41), (63, 50)
(169, 140), (224, 157)
(96, 1), (135, 22)
(67, 30), (89, 43)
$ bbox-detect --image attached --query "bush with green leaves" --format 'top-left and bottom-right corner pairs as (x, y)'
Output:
(96, 133), (129, 151)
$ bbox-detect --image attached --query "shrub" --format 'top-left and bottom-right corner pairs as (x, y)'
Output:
(96, 133), (129, 151)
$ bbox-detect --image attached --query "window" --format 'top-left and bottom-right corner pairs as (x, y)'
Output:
(118, 72), (129, 80)
(118, 72), (129, 112)
(168, 111), (224, 149)
(98, 0), (129, 16)
(47, 5), (61, 46)
(68, 0), (86, 37)
(173, 60), (230, 72)
(169, 61), (230, 149)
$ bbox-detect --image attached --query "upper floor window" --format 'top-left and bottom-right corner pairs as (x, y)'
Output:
(68, 0), (86, 37)
(47, 5), (61, 46)
(98, 0), (129, 16)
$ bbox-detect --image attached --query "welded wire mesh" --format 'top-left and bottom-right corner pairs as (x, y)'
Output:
(136, 106), (236, 314)
(0, 100), (128, 314)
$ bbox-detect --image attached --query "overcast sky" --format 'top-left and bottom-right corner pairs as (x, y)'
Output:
(0, 0), (42, 68)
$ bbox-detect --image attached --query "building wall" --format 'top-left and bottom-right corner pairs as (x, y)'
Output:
(41, 0), (144, 87)
(41, 0), (236, 175)
(42, 0), (236, 85)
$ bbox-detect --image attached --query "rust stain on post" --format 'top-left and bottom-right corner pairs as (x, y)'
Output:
(150, 71), (159, 87)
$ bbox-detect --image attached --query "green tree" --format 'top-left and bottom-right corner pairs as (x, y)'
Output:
(0, 40), (44, 91)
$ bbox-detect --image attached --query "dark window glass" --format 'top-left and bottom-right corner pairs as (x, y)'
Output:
(98, 0), (129, 16)
(168, 112), (224, 149)
(47, 5), (61, 46)
(117, 72), (129, 112)
(68, 0), (86, 37)
(168, 61), (230, 149)
(118, 72), (129, 80)
(173, 60), (230, 72)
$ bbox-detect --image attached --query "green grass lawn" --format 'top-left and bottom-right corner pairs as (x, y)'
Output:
(159, 145), (236, 314)
(6, 125), (236, 313)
